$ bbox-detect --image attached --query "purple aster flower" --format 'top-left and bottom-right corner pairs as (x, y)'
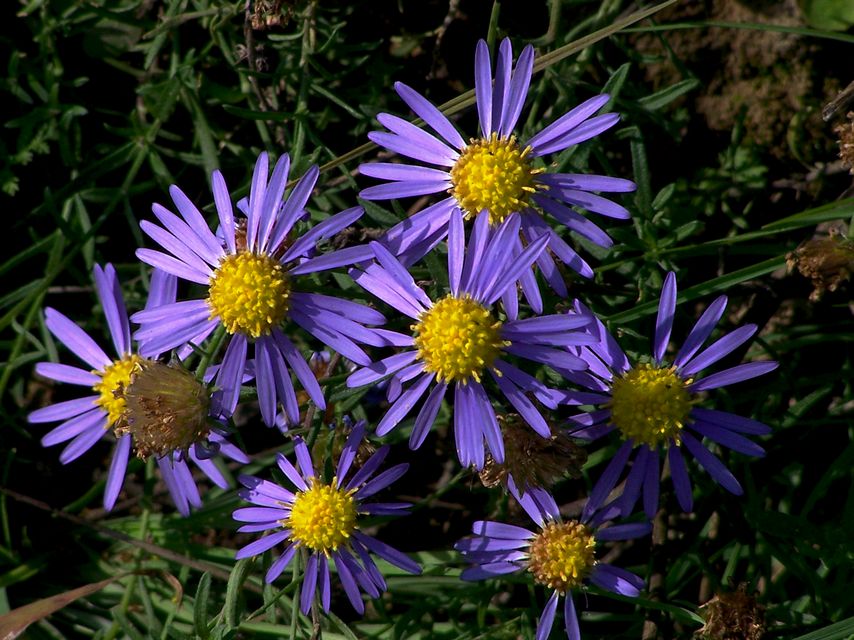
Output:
(565, 272), (779, 519)
(132, 152), (385, 427)
(233, 420), (420, 615)
(360, 37), (635, 313)
(345, 209), (596, 469)
(456, 478), (648, 640)
(28, 264), (248, 515)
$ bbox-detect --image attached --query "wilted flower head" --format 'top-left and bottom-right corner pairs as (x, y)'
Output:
(698, 584), (765, 640)
(119, 361), (212, 459)
(479, 414), (587, 493)
(786, 228), (854, 301)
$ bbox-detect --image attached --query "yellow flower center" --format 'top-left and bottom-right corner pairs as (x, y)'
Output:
(450, 133), (539, 225)
(413, 294), (505, 384)
(609, 364), (693, 448)
(119, 361), (212, 459)
(92, 354), (146, 428)
(528, 521), (596, 593)
(287, 479), (358, 554)
(207, 252), (291, 339)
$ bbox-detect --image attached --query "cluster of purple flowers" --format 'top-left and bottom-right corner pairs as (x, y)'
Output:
(29, 38), (776, 636)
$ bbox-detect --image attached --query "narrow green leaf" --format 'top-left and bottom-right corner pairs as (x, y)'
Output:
(791, 616), (854, 640)
(194, 572), (212, 640)
(224, 559), (252, 629)
(638, 78), (700, 111)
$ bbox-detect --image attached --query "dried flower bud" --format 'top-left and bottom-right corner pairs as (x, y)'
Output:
(118, 361), (212, 459)
(835, 112), (854, 174)
(479, 414), (587, 493)
(786, 229), (854, 301)
(697, 584), (765, 640)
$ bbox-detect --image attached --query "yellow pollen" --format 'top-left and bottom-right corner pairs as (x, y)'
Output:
(413, 294), (505, 384)
(92, 355), (146, 428)
(207, 252), (291, 339)
(528, 521), (596, 593)
(286, 479), (358, 554)
(450, 133), (540, 225)
(609, 364), (693, 448)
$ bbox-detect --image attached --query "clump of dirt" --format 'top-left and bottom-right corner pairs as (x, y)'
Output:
(635, 0), (839, 161)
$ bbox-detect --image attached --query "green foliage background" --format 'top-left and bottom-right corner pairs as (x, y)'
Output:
(2, 0), (853, 638)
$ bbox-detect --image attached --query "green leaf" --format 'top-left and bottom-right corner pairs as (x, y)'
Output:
(800, 0), (854, 31)
(224, 559), (252, 629)
(791, 616), (854, 640)
(194, 572), (212, 640)
(638, 78), (700, 111)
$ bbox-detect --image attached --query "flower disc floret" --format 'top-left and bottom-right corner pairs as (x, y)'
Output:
(287, 479), (358, 554)
(207, 252), (291, 338)
(609, 363), (693, 447)
(413, 295), (504, 383)
(528, 521), (596, 593)
(450, 134), (539, 224)
(92, 354), (146, 428)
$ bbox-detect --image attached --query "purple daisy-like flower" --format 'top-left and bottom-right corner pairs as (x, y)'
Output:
(132, 152), (385, 427)
(564, 272), (779, 519)
(345, 209), (596, 469)
(28, 264), (248, 515)
(456, 479), (648, 640)
(360, 37), (635, 312)
(233, 420), (421, 615)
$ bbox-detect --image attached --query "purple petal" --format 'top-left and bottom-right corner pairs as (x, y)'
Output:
(583, 440), (634, 520)
(290, 309), (371, 366)
(674, 296), (728, 368)
(491, 39), (512, 132)
(410, 380), (447, 449)
(333, 552), (365, 615)
(545, 187), (631, 220)
(368, 131), (456, 168)
(536, 591), (560, 640)
(448, 208), (464, 296)
(360, 180), (448, 200)
(356, 463), (408, 499)
(595, 522), (652, 541)
(668, 445), (693, 512)
(532, 113), (620, 157)
(292, 293), (384, 326)
(294, 437), (316, 480)
(284, 208), (366, 265)
(346, 446), (390, 491)
(103, 434), (131, 510)
(654, 272), (677, 363)
(455, 382), (484, 469)
(135, 248), (211, 285)
(93, 264), (131, 356)
(274, 331), (326, 410)
(590, 564), (644, 597)
(258, 154), (291, 252)
(300, 552), (319, 614)
(539, 173), (636, 193)
(167, 185), (224, 262)
(233, 506), (288, 523)
(376, 372), (434, 436)
(35, 362), (99, 386)
(41, 408), (105, 447)
(527, 94), (610, 151)
(681, 324), (758, 376)
(471, 521), (535, 540)
(499, 44), (534, 136)
(691, 408), (772, 436)
(149, 202), (221, 268)
(29, 396), (98, 424)
(213, 335), (246, 417)
(266, 543), (298, 583)
(474, 40), (493, 136)
(158, 457), (189, 516)
(59, 423), (106, 464)
(212, 170), (236, 254)
(44, 308), (111, 370)
(689, 361), (778, 392)
(491, 370), (550, 438)
(460, 562), (520, 581)
(565, 594), (581, 640)
(643, 449), (660, 518)
(245, 152), (269, 252)
(681, 432), (743, 495)
(140, 221), (215, 279)
(348, 351), (418, 388)
(235, 530), (291, 560)
(688, 421), (765, 457)
(276, 452), (309, 491)
(394, 82), (465, 149)
(354, 532), (421, 574)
